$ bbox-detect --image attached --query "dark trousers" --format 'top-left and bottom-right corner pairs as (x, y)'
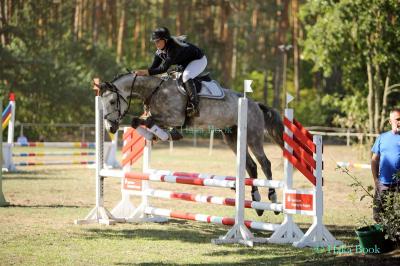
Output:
(373, 182), (398, 223)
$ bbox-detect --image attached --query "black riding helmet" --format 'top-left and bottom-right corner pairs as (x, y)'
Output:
(151, 27), (171, 41)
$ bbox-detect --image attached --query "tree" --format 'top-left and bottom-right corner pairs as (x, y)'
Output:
(301, 0), (400, 133)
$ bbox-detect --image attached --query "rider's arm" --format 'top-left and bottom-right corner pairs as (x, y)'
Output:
(149, 54), (162, 70)
(148, 55), (173, 76)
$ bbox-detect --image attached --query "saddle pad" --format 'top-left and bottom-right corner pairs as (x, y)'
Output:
(176, 80), (225, 99)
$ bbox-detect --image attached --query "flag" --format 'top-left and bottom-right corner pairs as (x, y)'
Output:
(244, 80), (253, 93)
(286, 93), (294, 105)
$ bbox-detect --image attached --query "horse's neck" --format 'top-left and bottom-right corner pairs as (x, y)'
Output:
(114, 75), (162, 100)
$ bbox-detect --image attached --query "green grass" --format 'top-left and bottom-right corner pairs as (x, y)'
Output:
(0, 141), (399, 265)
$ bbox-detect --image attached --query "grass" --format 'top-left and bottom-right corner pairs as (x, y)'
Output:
(0, 140), (399, 265)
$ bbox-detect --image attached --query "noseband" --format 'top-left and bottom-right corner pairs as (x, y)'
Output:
(101, 74), (137, 124)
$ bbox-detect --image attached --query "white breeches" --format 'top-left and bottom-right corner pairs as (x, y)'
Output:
(182, 56), (207, 83)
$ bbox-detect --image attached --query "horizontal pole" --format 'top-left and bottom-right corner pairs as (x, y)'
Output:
(12, 152), (95, 157)
(14, 142), (96, 148)
(144, 207), (281, 231)
(146, 169), (285, 188)
(15, 160), (95, 166)
(129, 188), (283, 212)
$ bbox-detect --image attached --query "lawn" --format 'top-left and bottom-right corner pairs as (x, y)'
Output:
(0, 140), (398, 265)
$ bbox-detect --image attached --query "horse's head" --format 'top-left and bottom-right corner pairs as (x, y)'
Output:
(99, 73), (137, 133)
(98, 81), (128, 133)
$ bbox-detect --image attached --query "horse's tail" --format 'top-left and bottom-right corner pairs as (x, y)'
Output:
(257, 103), (284, 149)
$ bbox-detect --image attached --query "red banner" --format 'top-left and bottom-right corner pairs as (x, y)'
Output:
(284, 192), (313, 211)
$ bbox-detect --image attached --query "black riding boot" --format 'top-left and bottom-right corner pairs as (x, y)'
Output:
(183, 79), (200, 117)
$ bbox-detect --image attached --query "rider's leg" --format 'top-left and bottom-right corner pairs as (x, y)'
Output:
(183, 79), (199, 117)
(182, 56), (207, 117)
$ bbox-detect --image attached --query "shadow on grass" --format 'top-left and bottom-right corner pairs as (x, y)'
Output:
(2, 169), (76, 180)
(75, 222), (399, 265)
(4, 204), (82, 208)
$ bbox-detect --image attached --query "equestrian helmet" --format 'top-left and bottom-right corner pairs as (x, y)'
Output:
(151, 27), (171, 41)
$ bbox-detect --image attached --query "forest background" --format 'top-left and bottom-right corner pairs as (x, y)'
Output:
(1, 0), (399, 140)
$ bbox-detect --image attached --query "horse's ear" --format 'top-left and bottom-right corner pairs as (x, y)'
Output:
(93, 82), (101, 90)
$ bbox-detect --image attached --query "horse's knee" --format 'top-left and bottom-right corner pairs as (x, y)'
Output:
(131, 117), (142, 128)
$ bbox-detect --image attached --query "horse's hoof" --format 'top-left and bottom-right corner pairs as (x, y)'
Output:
(169, 128), (183, 141)
(256, 209), (264, 216)
(252, 190), (264, 217)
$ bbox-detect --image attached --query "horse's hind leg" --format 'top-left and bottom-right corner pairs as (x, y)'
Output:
(222, 128), (264, 217)
(248, 138), (279, 215)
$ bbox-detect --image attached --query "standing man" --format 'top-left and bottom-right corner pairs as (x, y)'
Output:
(371, 107), (400, 222)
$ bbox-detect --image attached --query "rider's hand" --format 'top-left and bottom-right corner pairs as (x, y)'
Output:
(135, 69), (149, 76)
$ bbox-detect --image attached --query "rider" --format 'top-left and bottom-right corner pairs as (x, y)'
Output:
(135, 27), (207, 117)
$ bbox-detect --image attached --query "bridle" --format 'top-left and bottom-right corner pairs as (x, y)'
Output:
(101, 74), (137, 124)
(100, 73), (165, 124)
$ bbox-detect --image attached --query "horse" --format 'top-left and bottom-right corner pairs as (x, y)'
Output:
(98, 72), (284, 216)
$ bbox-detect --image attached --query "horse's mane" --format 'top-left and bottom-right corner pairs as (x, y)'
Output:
(111, 72), (131, 82)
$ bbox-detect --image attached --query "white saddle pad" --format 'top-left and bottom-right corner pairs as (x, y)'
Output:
(176, 80), (225, 100)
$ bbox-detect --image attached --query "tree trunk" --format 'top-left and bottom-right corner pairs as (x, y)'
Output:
(273, 0), (289, 111)
(107, 0), (116, 48)
(132, 12), (140, 60)
(175, 0), (183, 35)
(0, 0), (7, 45)
(263, 70), (269, 105)
(92, 0), (100, 45)
(292, 0), (300, 101)
(220, 1), (232, 87)
(73, 0), (81, 41)
(162, 0), (169, 18)
(367, 60), (375, 134)
(379, 70), (390, 132)
(116, 0), (126, 63)
(373, 62), (382, 134)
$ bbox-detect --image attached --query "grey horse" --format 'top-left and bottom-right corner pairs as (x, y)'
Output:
(98, 73), (284, 216)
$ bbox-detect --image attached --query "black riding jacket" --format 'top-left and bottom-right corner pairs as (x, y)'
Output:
(148, 40), (204, 76)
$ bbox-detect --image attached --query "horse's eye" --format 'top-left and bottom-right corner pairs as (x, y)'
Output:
(110, 100), (116, 105)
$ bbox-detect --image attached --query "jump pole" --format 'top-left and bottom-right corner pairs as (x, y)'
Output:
(267, 94), (304, 244)
(7, 93), (15, 145)
(74, 96), (123, 225)
(2, 93), (16, 172)
(1, 101), (10, 206)
(212, 80), (267, 246)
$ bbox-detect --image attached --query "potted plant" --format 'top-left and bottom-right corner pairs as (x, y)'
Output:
(339, 166), (399, 253)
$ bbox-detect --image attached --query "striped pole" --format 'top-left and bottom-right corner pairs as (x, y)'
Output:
(1, 102), (11, 130)
(147, 169), (284, 188)
(143, 207), (280, 232)
(12, 152), (96, 157)
(14, 142), (96, 148)
(129, 188), (283, 213)
(1, 101), (9, 206)
(14, 160), (95, 166)
(118, 171), (235, 189)
(7, 93), (15, 144)
(101, 169), (284, 189)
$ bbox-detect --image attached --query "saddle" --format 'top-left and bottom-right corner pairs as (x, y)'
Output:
(175, 72), (225, 100)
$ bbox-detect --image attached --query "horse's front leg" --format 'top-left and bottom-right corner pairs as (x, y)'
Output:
(131, 116), (169, 141)
(131, 116), (154, 129)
